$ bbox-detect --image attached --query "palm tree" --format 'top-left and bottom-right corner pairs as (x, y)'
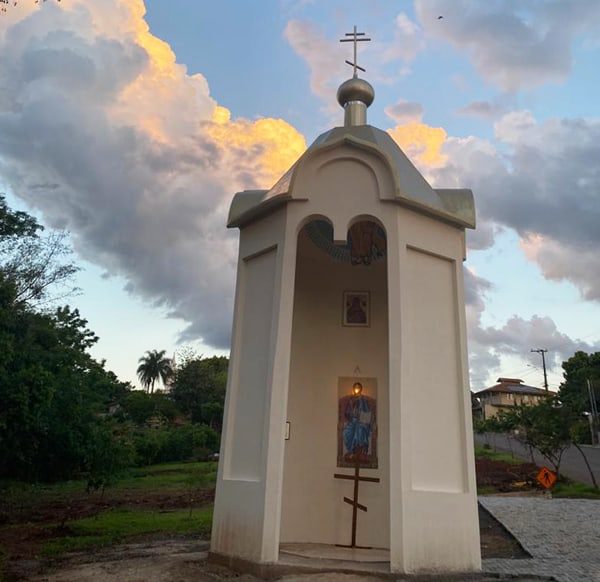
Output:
(137, 349), (173, 393)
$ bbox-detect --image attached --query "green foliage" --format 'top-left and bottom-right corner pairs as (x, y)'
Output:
(553, 481), (600, 499)
(0, 195), (78, 307)
(120, 391), (181, 426)
(0, 196), (39, 238)
(473, 444), (521, 465)
(0, 198), (131, 482)
(132, 425), (219, 467)
(476, 410), (518, 435)
(501, 397), (574, 474)
(0, 288), (131, 481)
(136, 349), (173, 393)
(559, 350), (600, 415)
(84, 423), (136, 493)
(170, 356), (228, 428)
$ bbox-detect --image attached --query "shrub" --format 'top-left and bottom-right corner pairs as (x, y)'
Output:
(132, 425), (218, 466)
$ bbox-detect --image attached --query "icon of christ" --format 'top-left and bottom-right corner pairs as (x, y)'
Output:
(338, 381), (377, 468)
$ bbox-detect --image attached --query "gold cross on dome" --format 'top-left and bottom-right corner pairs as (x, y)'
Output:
(339, 25), (371, 77)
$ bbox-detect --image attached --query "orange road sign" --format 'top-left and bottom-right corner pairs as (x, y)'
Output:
(536, 466), (557, 490)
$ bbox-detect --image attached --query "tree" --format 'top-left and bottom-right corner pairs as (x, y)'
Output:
(121, 391), (181, 426)
(559, 351), (600, 415)
(0, 196), (38, 238)
(0, 197), (131, 482)
(137, 349), (174, 393)
(170, 356), (228, 428)
(509, 398), (572, 477)
(0, 195), (78, 307)
(496, 397), (597, 488)
(0, 290), (131, 480)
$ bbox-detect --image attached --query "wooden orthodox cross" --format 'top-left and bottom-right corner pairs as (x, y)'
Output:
(334, 458), (380, 549)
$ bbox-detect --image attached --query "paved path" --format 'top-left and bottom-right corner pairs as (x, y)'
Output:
(481, 496), (600, 582)
(475, 432), (600, 487)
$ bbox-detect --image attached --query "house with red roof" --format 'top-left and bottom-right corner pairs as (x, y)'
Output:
(477, 377), (549, 420)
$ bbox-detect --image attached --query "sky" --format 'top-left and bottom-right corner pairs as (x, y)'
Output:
(0, 0), (599, 391)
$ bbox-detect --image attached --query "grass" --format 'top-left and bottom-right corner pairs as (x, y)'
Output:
(115, 461), (218, 491)
(474, 444), (523, 465)
(553, 481), (600, 499)
(477, 485), (500, 495)
(42, 507), (213, 556)
(0, 478), (87, 507)
(0, 461), (218, 508)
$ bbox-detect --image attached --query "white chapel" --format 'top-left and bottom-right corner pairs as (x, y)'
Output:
(210, 29), (481, 576)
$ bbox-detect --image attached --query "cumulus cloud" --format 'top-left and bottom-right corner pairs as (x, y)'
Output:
(381, 12), (425, 67)
(446, 109), (600, 385)
(0, 0), (306, 348)
(415, 0), (600, 91)
(457, 100), (506, 120)
(383, 98), (450, 170)
(463, 267), (501, 387)
(425, 108), (600, 386)
(284, 20), (346, 114)
(418, 108), (600, 304)
(520, 235), (600, 302)
(384, 99), (423, 125)
(285, 13), (424, 112)
(388, 121), (447, 168)
(462, 266), (599, 388)
(475, 315), (598, 374)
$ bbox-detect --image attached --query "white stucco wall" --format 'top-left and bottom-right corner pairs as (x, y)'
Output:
(390, 208), (480, 574)
(280, 228), (389, 548)
(211, 211), (290, 562)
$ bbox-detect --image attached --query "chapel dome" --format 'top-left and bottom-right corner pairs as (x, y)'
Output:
(337, 77), (375, 108)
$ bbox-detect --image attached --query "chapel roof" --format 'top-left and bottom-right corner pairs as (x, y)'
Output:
(228, 70), (475, 231)
(227, 123), (475, 229)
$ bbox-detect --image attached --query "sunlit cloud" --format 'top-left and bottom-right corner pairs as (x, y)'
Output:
(207, 107), (306, 188)
(388, 121), (448, 168)
(0, 0), (306, 348)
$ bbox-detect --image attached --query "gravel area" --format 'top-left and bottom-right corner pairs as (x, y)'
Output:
(481, 496), (600, 582)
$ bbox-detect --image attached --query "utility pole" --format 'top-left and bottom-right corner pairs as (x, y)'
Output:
(531, 348), (549, 391)
(587, 379), (599, 445)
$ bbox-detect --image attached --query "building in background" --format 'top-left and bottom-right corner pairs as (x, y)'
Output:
(477, 378), (549, 420)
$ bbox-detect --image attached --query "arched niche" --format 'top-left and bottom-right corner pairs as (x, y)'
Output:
(280, 217), (390, 549)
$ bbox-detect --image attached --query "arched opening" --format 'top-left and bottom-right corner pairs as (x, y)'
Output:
(280, 217), (390, 551)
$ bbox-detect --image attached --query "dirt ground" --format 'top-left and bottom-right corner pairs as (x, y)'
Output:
(475, 457), (538, 493)
(25, 538), (540, 582)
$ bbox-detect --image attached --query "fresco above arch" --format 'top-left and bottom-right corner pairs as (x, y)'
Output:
(305, 219), (386, 265)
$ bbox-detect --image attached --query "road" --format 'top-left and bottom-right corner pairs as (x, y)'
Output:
(474, 432), (600, 487)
